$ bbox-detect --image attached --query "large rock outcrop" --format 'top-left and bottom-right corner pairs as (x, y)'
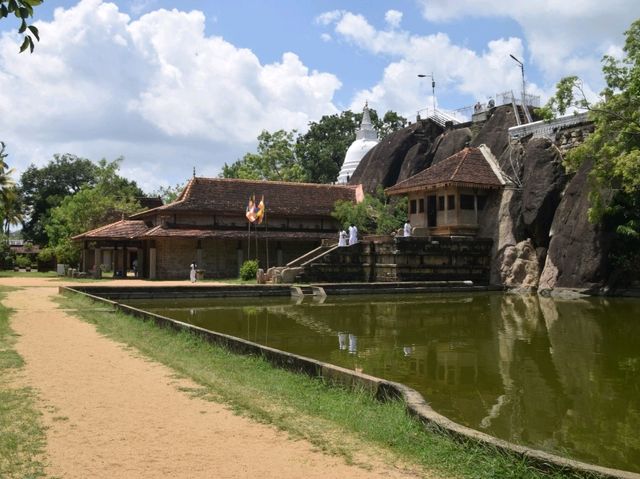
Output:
(520, 138), (567, 248)
(538, 159), (612, 291)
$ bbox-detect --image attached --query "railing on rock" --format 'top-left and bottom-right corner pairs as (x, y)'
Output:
(508, 112), (590, 140)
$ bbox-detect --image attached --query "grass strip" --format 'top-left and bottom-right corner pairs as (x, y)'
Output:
(58, 292), (593, 479)
(0, 286), (46, 478)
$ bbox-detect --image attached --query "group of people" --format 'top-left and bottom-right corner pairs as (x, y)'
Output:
(338, 220), (413, 247)
(338, 224), (359, 247)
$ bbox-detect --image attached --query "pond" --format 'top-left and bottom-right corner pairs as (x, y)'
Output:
(124, 292), (640, 472)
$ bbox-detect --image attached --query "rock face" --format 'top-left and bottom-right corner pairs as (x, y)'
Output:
(350, 120), (443, 192)
(538, 159), (612, 291)
(348, 104), (609, 290)
(520, 138), (567, 248)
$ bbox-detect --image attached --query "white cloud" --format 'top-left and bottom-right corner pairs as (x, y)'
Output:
(416, 0), (640, 82)
(320, 33), (332, 42)
(320, 10), (531, 117)
(0, 0), (341, 190)
(385, 10), (403, 29)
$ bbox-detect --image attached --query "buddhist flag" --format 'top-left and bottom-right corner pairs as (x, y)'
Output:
(256, 196), (265, 224)
(245, 195), (258, 223)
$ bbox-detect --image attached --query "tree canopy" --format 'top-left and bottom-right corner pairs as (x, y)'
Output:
(0, 0), (42, 53)
(42, 159), (144, 264)
(221, 108), (407, 184)
(20, 155), (143, 245)
(332, 186), (407, 235)
(544, 18), (640, 278)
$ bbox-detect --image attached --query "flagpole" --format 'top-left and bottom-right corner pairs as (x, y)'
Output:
(247, 220), (251, 261)
(265, 211), (269, 269)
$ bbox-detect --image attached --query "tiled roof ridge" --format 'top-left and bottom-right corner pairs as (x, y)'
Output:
(71, 218), (147, 240)
(450, 147), (471, 180)
(191, 176), (359, 190)
(72, 218), (127, 240)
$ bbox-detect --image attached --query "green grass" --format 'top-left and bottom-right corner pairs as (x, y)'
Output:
(0, 286), (46, 478)
(57, 292), (592, 479)
(0, 270), (58, 278)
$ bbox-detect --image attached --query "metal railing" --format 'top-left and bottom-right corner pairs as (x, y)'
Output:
(508, 112), (590, 140)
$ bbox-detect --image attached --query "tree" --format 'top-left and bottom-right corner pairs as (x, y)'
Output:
(296, 111), (360, 184)
(44, 160), (144, 265)
(0, 0), (42, 53)
(222, 130), (305, 182)
(544, 19), (640, 280)
(332, 187), (407, 235)
(151, 182), (186, 204)
(1, 187), (23, 235)
(20, 154), (100, 244)
(222, 109), (407, 184)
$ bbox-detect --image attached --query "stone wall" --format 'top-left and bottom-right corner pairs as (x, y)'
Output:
(304, 236), (492, 284)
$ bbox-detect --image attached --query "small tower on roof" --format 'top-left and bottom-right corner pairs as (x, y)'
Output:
(337, 102), (379, 184)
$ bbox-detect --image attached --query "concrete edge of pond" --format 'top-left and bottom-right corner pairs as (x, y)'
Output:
(59, 286), (640, 479)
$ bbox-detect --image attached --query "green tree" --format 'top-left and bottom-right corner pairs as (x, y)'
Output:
(222, 130), (305, 182)
(151, 182), (185, 204)
(222, 109), (406, 184)
(332, 187), (407, 235)
(544, 19), (640, 280)
(1, 187), (23, 235)
(44, 160), (143, 265)
(0, 0), (42, 53)
(20, 154), (100, 244)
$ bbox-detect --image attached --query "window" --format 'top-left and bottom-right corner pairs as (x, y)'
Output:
(477, 195), (487, 211)
(410, 199), (417, 214)
(447, 195), (455, 210)
(460, 194), (475, 210)
(418, 198), (425, 213)
(438, 196), (445, 211)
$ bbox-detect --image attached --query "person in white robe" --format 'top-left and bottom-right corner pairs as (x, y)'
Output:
(189, 262), (197, 283)
(338, 230), (348, 247)
(403, 220), (412, 237)
(348, 224), (358, 245)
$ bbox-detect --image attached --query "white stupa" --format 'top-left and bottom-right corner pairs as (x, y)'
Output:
(337, 103), (379, 183)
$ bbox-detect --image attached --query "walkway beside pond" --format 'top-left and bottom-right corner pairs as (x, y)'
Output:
(1, 278), (429, 479)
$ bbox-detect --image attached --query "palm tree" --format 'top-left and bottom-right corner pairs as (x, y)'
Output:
(2, 188), (23, 235)
(0, 142), (18, 235)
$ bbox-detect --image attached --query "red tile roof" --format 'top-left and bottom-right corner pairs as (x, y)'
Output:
(131, 177), (359, 219)
(142, 225), (335, 241)
(72, 220), (150, 241)
(385, 147), (504, 195)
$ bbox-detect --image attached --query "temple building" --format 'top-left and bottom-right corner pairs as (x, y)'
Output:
(73, 177), (362, 279)
(385, 146), (507, 236)
(337, 103), (379, 183)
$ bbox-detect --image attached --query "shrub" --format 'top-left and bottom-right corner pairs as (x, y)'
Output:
(239, 259), (259, 281)
(15, 255), (31, 268)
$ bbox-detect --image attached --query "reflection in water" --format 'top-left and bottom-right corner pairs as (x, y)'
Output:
(125, 293), (640, 472)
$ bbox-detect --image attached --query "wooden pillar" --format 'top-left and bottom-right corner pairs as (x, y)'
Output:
(196, 239), (203, 268)
(474, 194), (479, 225)
(149, 247), (157, 279)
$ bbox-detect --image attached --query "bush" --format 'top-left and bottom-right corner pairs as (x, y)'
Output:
(239, 259), (259, 281)
(15, 255), (31, 268)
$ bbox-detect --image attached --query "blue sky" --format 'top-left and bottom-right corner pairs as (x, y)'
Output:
(1, 0), (638, 192)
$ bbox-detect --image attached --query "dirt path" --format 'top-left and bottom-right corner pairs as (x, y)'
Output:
(1, 278), (427, 479)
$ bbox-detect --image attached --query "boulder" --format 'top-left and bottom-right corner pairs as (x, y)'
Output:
(430, 127), (473, 165)
(538, 158), (612, 291)
(471, 105), (518, 159)
(350, 120), (443, 193)
(350, 123), (421, 193)
(499, 239), (542, 289)
(520, 138), (568, 248)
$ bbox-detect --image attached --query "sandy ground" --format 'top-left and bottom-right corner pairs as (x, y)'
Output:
(0, 276), (429, 479)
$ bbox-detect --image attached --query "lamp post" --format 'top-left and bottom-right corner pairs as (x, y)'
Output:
(418, 73), (436, 112)
(509, 54), (526, 105)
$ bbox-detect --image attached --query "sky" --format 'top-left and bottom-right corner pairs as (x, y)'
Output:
(1, 0), (638, 193)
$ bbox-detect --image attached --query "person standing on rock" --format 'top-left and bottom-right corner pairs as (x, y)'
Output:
(338, 229), (347, 247)
(348, 224), (358, 246)
(404, 220), (412, 237)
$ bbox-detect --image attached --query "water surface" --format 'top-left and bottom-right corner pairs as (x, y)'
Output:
(124, 292), (640, 472)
